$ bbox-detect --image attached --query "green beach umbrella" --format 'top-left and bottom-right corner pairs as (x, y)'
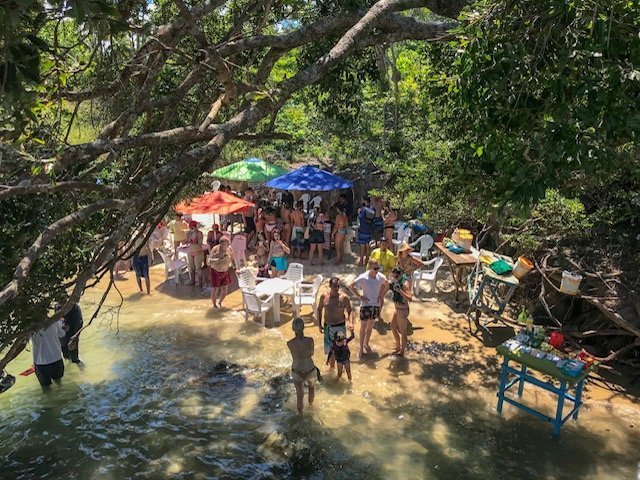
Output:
(212, 157), (288, 183)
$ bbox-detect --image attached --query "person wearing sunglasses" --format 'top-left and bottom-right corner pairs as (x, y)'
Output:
(349, 260), (389, 360)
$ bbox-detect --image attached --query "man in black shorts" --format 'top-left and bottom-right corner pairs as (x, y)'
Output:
(32, 319), (67, 387)
(349, 259), (389, 359)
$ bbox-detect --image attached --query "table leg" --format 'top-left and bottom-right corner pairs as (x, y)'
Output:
(573, 379), (584, 420)
(496, 358), (509, 414)
(553, 380), (567, 437)
(273, 293), (281, 324)
(517, 364), (527, 397)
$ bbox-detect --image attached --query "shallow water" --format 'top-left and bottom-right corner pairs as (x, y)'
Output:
(1, 269), (639, 479)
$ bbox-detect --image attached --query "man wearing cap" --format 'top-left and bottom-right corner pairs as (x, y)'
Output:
(349, 259), (389, 359)
(287, 317), (316, 415)
(369, 237), (396, 277)
(208, 236), (236, 308)
(317, 277), (354, 368)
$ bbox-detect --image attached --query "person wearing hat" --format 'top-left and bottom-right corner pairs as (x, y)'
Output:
(287, 317), (317, 415)
(369, 237), (396, 277)
(185, 220), (205, 288)
(396, 242), (425, 290)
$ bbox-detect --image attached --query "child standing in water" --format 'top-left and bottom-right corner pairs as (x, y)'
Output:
(326, 327), (355, 382)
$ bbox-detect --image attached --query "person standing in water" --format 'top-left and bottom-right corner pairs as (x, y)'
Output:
(32, 319), (67, 388)
(326, 329), (355, 382)
(287, 317), (316, 416)
(317, 277), (354, 368)
(61, 303), (83, 364)
(208, 236), (236, 308)
(389, 266), (412, 356)
(349, 259), (389, 360)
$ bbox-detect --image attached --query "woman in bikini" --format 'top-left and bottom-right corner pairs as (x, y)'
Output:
(390, 265), (412, 356)
(281, 201), (292, 247)
(308, 206), (325, 266)
(383, 206), (397, 243)
(268, 229), (290, 277)
(332, 207), (349, 265)
(287, 317), (316, 415)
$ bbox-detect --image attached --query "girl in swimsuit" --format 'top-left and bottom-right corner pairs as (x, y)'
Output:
(287, 318), (316, 415)
(396, 242), (424, 290)
(332, 207), (349, 266)
(264, 207), (278, 243)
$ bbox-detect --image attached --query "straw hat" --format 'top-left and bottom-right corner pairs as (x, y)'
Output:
(398, 242), (413, 254)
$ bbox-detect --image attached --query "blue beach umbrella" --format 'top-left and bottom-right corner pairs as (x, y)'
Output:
(265, 165), (353, 191)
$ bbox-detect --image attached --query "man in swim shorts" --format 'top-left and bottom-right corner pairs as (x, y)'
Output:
(317, 277), (354, 368)
(349, 260), (388, 359)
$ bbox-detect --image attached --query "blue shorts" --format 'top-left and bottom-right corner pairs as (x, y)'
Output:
(133, 255), (149, 278)
(271, 255), (287, 272)
(357, 230), (372, 245)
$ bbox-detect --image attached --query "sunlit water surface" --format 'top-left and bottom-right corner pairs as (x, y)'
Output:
(1, 274), (639, 480)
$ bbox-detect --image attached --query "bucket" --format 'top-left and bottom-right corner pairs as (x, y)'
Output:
(512, 256), (534, 279)
(560, 271), (583, 295)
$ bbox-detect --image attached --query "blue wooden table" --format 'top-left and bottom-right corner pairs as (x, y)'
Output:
(496, 346), (587, 437)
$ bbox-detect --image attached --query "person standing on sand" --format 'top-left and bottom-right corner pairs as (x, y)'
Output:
(268, 229), (290, 277)
(389, 266), (412, 356)
(242, 189), (257, 248)
(332, 207), (349, 265)
(290, 200), (306, 259)
(208, 237), (236, 308)
(168, 213), (188, 259)
(318, 277), (354, 368)
(369, 237), (396, 278)
(372, 196), (384, 241)
(185, 220), (204, 288)
(349, 259), (389, 360)
(287, 317), (316, 416)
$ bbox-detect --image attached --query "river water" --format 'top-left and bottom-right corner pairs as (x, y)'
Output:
(1, 268), (639, 479)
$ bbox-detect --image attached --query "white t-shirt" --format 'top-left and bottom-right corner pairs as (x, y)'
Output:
(32, 321), (65, 365)
(353, 271), (387, 307)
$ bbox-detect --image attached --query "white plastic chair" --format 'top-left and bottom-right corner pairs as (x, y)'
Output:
(212, 180), (221, 191)
(281, 262), (304, 285)
(391, 224), (411, 251)
(243, 290), (274, 327)
(158, 249), (188, 286)
(310, 195), (322, 209)
(412, 256), (444, 297)
(300, 193), (310, 211)
(276, 192), (283, 204)
(410, 234), (434, 261)
(293, 275), (323, 317)
(230, 233), (247, 267)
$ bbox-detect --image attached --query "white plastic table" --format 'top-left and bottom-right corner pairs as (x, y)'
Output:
(255, 278), (295, 324)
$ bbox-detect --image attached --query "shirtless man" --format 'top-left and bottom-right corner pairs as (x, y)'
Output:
(290, 200), (306, 259)
(287, 318), (316, 415)
(317, 277), (354, 368)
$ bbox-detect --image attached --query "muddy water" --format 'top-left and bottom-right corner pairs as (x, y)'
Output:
(0, 266), (639, 479)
